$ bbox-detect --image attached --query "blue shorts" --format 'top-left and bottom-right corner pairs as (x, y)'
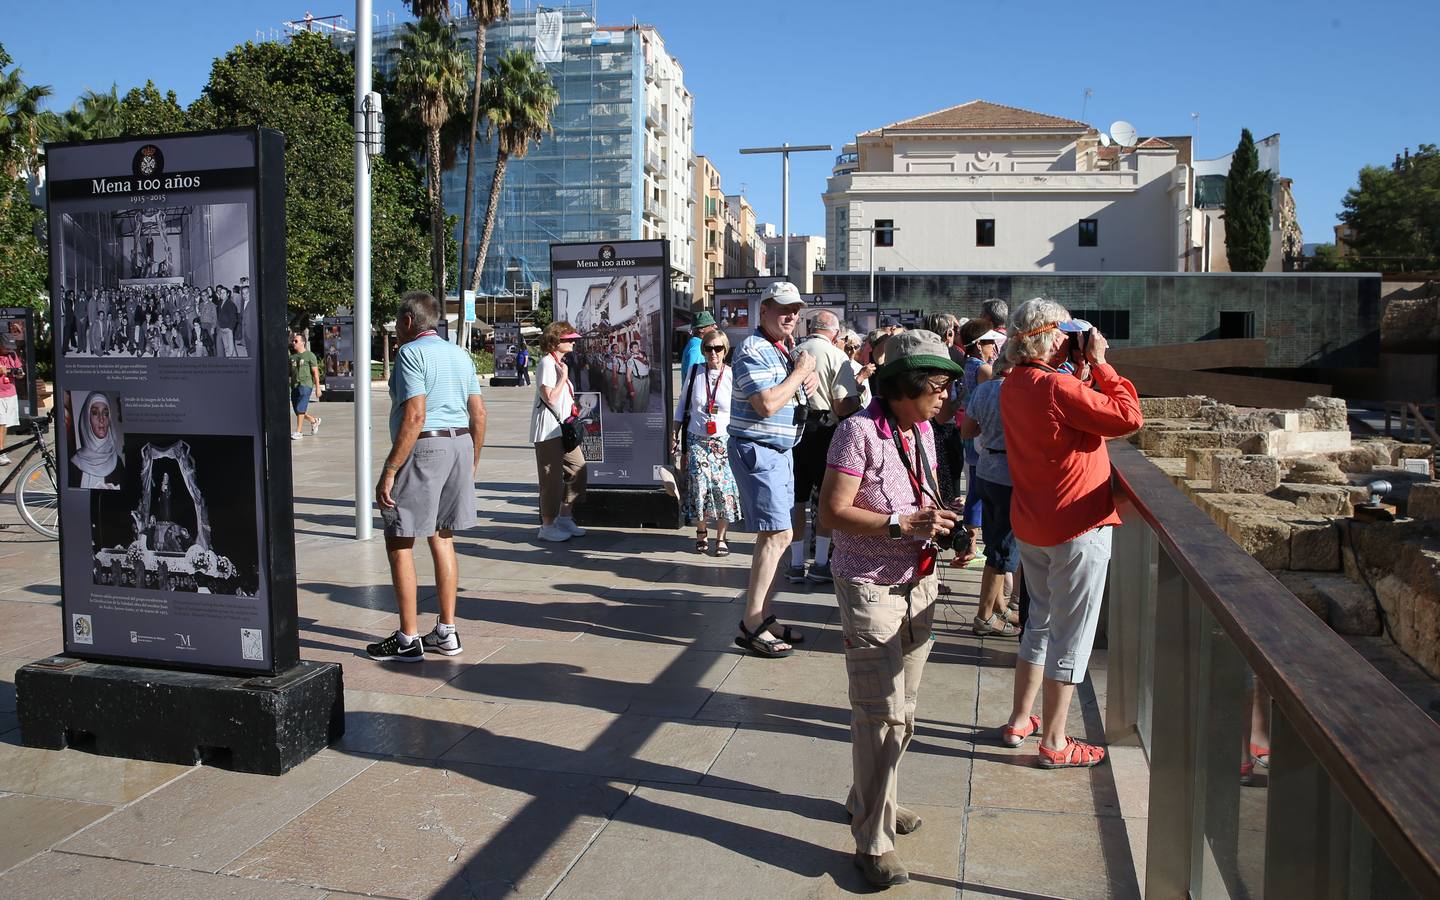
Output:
(291, 385), (313, 414)
(727, 438), (794, 533)
(973, 475), (1017, 573)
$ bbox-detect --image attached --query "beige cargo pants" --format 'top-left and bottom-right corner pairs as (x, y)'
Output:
(835, 573), (938, 855)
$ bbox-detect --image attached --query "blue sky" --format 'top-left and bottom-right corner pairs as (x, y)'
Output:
(7, 0), (1437, 246)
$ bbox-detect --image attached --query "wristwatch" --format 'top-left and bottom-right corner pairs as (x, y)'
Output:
(887, 512), (903, 540)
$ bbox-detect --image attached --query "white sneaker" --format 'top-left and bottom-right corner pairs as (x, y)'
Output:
(310, 416), (322, 436)
(290, 432), (303, 441)
(555, 516), (587, 537)
(537, 523), (572, 542)
(0, 454), (10, 466)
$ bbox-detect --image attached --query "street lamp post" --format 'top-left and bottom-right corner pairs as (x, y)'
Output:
(353, 0), (373, 540)
(738, 142), (830, 278)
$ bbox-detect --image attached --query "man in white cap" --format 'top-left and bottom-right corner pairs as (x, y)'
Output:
(728, 281), (817, 658)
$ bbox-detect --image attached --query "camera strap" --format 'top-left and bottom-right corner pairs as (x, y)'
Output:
(887, 418), (941, 580)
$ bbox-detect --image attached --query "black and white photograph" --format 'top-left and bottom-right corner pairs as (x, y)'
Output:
(575, 391), (604, 462)
(556, 273), (664, 416)
(90, 433), (261, 596)
(65, 389), (125, 490)
(55, 203), (257, 359)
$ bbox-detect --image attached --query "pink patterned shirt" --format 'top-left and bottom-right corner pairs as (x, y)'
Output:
(826, 401), (938, 585)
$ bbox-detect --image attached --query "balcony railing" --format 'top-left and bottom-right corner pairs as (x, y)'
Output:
(1104, 439), (1440, 897)
(835, 151), (859, 167)
(642, 194), (663, 219)
(644, 148), (662, 173)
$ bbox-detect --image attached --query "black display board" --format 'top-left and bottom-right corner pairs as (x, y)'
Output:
(714, 275), (791, 347)
(0, 307), (38, 416)
(321, 315), (355, 392)
(798, 293), (849, 338)
(44, 128), (298, 675)
(549, 240), (671, 487)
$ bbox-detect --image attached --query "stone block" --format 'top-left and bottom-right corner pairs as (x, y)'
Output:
(1410, 483), (1440, 521)
(1219, 431), (1268, 453)
(1286, 457), (1348, 485)
(1151, 457), (1188, 483)
(1276, 572), (1379, 635)
(1267, 411), (1301, 432)
(1225, 514), (1291, 570)
(1330, 441), (1393, 474)
(1285, 517), (1341, 572)
(1393, 442), (1436, 463)
(1213, 454), (1283, 494)
(1185, 446), (1240, 480)
(1271, 483), (1357, 517)
(1304, 395), (1350, 432)
(1138, 428), (1219, 458)
(1372, 543), (1440, 679)
(1273, 570), (1330, 620)
(1269, 429), (1353, 457)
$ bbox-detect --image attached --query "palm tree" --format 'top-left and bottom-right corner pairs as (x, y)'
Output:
(468, 49), (557, 297)
(56, 86), (122, 142)
(0, 67), (52, 181)
(391, 16), (470, 303)
(457, 0), (510, 306)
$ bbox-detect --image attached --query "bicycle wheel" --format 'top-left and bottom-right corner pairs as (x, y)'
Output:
(15, 454), (60, 539)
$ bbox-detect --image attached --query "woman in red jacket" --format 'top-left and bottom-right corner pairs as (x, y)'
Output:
(997, 298), (1143, 769)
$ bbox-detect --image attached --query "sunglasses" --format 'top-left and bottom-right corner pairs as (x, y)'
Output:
(702, 346), (725, 353)
(924, 376), (955, 394)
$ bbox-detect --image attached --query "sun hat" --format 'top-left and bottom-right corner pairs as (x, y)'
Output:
(759, 282), (805, 306)
(874, 329), (965, 383)
(1058, 318), (1092, 333)
(879, 315), (902, 329)
(966, 328), (1005, 347)
(692, 311), (717, 330)
(559, 330), (581, 340)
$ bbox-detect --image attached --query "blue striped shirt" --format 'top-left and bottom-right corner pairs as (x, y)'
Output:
(728, 332), (803, 449)
(389, 334), (482, 441)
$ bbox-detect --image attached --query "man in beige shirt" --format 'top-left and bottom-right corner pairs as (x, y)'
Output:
(786, 309), (862, 584)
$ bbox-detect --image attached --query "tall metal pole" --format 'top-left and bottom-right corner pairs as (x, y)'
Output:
(738, 142), (829, 283)
(354, 0), (374, 541)
(781, 143), (790, 276)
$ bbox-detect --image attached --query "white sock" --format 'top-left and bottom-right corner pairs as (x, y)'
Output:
(398, 632), (418, 646)
(435, 622), (455, 637)
(815, 537), (831, 566)
(790, 541), (805, 567)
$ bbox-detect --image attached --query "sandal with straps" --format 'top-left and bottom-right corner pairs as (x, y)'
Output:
(760, 613), (804, 645)
(1037, 737), (1107, 769)
(1000, 715), (1041, 748)
(734, 619), (793, 658)
(714, 539), (730, 557)
(695, 528), (708, 553)
(972, 613), (1020, 638)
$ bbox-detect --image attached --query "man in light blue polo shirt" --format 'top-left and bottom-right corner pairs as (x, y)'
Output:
(728, 282), (818, 659)
(368, 291), (487, 663)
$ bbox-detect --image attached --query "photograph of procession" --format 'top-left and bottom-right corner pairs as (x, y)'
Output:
(89, 433), (261, 597)
(554, 273), (664, 416)
(54, 203), (257, 359)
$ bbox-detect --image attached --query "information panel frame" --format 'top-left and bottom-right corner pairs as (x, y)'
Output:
(714, 275), (791, 347)
(321, 315), (356, 393)
(549, 240), (672, 487)
(44, 127), (298, 677)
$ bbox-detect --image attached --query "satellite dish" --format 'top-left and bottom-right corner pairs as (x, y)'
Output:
(1098, 133), (1112, 147)
(1110, 120), (1138, 147)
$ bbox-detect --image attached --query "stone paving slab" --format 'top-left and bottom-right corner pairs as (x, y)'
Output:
(0, 386), (1149, 895)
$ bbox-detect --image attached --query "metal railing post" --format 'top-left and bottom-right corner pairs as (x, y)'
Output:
(1144, 548), (1196, 896)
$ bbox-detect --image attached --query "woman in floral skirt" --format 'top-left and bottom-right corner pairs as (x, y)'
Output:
(671, 329), (742, 554)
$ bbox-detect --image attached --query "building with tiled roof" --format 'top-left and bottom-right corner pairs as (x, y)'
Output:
(823, 99), (1193, 283)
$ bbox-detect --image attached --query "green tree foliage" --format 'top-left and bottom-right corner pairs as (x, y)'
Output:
(390, 16), (470, 303)
(0, 52), (52, 179)
(117, 81), (189, 135)
(52, 86), (123, 142)
(458, 0), (510, 295)
(1224, 128), (1273, 272)
(468, 48), (556, 295)
(1339, 144), (1440, 271)
(0, 43), (48, 320)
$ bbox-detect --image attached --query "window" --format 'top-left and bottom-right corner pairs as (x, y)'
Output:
(976, 219), (995, 247)
(1219, 311), (1255, 340)
(1078, 219), (1098, 247)
(874, 219), (894, 247)
(1069, 309), (1131, 340)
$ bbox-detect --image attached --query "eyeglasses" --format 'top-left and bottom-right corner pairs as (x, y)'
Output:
(703, 346), (725, 353)
(924, 376), (955, 394)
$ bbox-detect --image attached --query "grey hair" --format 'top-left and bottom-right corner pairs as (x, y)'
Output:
(399, 291), (441, 332)
(1005, 297), (1069, 364)
(810, 310), (840, 333)
(981, 298), (1009, 326)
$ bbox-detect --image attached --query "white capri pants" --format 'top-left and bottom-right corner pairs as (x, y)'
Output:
(1017, 526), (1113, 685)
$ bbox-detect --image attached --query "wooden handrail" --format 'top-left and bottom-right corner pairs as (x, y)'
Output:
(1107, 439), (1440, 894)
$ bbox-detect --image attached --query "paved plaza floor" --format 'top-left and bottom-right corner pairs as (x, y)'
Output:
(0, 383), (1149, 899)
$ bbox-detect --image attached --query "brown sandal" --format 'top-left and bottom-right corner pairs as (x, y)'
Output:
(695, 528), (708, 552)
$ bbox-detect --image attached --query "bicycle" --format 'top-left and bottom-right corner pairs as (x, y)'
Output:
(1, 410), (60, 539)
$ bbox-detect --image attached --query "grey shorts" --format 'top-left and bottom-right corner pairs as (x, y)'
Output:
(381, 432), (476, 538)
(727, 438), (794, 533)
(1016, 526), (1113, 685)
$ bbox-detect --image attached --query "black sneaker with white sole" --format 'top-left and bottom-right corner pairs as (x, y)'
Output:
(421, 626), (463, 656)
(366, 631), (423, 662)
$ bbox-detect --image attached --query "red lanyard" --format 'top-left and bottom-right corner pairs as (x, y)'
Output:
(893, 424), (938, 578)
(703, 365), (724, 414)
(414, 329), (438, 340)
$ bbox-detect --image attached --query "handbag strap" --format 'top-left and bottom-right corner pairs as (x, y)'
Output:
(679, 363), (702, 435)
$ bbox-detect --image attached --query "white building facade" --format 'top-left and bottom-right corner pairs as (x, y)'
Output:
(823, 100), (1191, 275)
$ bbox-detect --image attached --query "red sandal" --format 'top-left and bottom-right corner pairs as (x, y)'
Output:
(1250, 743), (1270, 768)
(1037, 737), (1107, 769)
(1000, 715), (1041, 748)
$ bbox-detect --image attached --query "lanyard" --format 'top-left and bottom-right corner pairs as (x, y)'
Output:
(887, 420), (939, 581)
(703, 364), (725, 414)
(413, 329), (438, 340)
